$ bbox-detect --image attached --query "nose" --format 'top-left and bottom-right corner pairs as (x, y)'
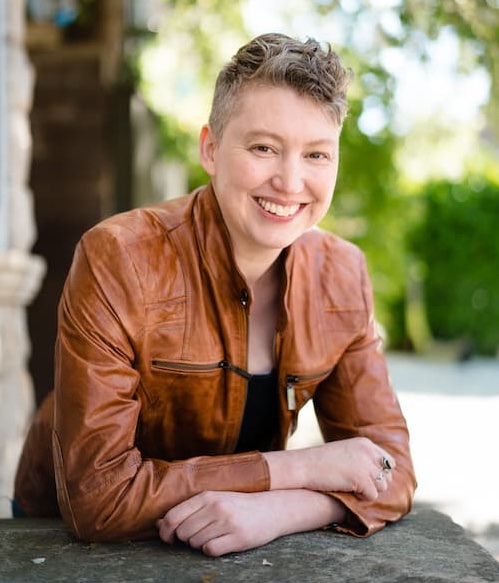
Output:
(270, 155), (304, 195)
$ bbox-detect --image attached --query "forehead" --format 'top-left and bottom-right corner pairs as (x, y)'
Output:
(226, 84), (339, 136)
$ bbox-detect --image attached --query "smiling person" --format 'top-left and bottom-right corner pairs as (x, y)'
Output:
(14, 33), (416, 556)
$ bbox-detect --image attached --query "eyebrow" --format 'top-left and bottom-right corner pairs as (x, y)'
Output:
(243, 130), (337, 148)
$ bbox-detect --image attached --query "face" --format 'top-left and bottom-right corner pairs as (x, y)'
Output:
(199, 85), (341, 263)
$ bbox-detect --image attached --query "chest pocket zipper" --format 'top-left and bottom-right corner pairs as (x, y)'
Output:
(285, 368), (334, 411)
(152, 359), (252, 380)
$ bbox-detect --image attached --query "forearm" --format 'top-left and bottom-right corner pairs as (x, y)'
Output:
(266, 489), (347, 537)
(263, 448), (307, 490)
(54, 435), (270, 542)
(263, 438), (398, 500)
(263, 438), (415, 538)
(157, 488), (347, 556)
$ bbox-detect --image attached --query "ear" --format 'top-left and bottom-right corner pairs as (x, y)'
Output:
(199, 124), (217, 176)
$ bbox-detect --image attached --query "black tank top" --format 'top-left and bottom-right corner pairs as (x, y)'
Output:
(235, 369), (279, 453)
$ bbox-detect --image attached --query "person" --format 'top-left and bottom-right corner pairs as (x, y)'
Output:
(14, 32), (416, 557)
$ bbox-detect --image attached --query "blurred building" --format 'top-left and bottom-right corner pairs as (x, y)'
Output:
(0, 0), (171, 517)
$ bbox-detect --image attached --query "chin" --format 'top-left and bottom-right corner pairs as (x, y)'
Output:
(260, 235), (301, 251)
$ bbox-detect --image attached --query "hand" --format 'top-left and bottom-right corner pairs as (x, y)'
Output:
(264, 437), (395, 501)
(156, 489), (345, 557)
(157, 491), (283, 556)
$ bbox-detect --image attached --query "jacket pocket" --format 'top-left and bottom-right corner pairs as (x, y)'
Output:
(323, 308), (366, 332)
(284, 368), (334, 436)
(284, 368), (334, 411)
(151, 360), (223, 373)
(151, 359), (252, 379)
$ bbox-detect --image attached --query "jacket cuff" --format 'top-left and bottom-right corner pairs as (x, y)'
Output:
(169, 450), (272, 497)
(326, 492), (374, 537)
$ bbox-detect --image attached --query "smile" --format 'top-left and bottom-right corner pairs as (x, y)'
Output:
(257, 198), (301, 217)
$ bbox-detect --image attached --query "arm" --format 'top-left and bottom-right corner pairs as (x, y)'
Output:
(260, 342), (415, 538)
(52, 227), (269, 542)
(309, 252), (417, 535)
(157, 435), (393, 556)
(157, 489), (346, 556)
(264, 436), (395, 501)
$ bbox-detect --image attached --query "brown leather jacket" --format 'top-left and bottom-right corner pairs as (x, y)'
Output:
(15, 184), (416, 541)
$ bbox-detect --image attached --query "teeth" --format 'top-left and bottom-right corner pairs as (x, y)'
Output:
(257, 198), (300, 217)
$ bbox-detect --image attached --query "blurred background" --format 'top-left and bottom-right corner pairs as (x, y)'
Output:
(0, 0), (498, 558)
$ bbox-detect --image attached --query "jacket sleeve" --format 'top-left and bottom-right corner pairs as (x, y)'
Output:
(52, 227), (270, 543)
(313, 252), (417, 536)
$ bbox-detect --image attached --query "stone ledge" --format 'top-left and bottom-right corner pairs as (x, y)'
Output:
(0, 506), (498, 583)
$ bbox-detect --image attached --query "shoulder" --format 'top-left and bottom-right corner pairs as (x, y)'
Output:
(289, 228), (369, 308)
(292, 227), (366, 273)
(81, 193), (195, 251)
(70, 194), (197, 304)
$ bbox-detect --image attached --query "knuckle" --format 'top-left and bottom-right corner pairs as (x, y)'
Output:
(175, 524), (188, 542)
(355, 436), (374, 453)
(161, 513), (177, 529)
(187, 535), (201, 549)
(211, 497), (228, 514)
(199, 490), (216, 502)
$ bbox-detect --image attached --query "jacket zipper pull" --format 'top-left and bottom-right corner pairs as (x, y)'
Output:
(219, 359), (252, 381)
(286, 376), (298, 411)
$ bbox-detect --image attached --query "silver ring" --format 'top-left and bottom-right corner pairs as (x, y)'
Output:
(381, 456), (392, 471)
(375, 472), (385, 482)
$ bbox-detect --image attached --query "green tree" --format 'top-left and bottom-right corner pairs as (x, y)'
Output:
(409, 176), (499, 355)
(398, 0), (499, 138)
(322, 56), (409, 347)
(138, 0), (247, 172)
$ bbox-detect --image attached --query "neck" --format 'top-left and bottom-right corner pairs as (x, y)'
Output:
(235, 249), (283, 287)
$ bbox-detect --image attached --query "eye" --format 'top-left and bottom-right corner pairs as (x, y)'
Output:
(308, 151), (329, 160)
(252, 144), (273, 153)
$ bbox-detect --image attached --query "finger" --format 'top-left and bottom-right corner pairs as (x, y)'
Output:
(383, 468), (393, 483)
(182, 519), (226, 549)
(379, 452), (395, 487)
(355, 478), (379, 501)
(202, 533), (249, 558)
(373, 470), (389, 493)
(157, 517), (176, 544)
(157, 494), (207, 544)
(174, 510), (217, 546)
(159, 506), (209, 546)
(164, 495), (205, 529)
(380, 453), (396, 470)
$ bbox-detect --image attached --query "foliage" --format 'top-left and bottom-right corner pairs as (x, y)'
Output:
(408, 176), (499, 355)
(324, 95), (409, 348)
(137, 0), (247, 160)
(398, 0), (499, 139)
(313, 0), (499, 138)
(307, 0), (498, 351)
(313, 43), (409, 347)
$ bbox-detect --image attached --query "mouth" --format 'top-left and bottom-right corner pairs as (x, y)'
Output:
(256, 197), (301, 218)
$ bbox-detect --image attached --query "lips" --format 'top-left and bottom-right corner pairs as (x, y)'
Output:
(257, 197), (301, 217)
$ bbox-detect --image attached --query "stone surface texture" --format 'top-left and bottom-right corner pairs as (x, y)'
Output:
(0, 507), (498, 583)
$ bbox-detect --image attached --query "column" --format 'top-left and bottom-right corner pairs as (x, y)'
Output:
(0, 0), (46, 517)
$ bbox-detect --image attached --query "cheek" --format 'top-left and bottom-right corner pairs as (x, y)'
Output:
(231, 154), (274, 186)
(314, 172), (337, 204)
(308, 178), (336, 222)
(218, 158), (252, 190)
(238, 162), (268, 189)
